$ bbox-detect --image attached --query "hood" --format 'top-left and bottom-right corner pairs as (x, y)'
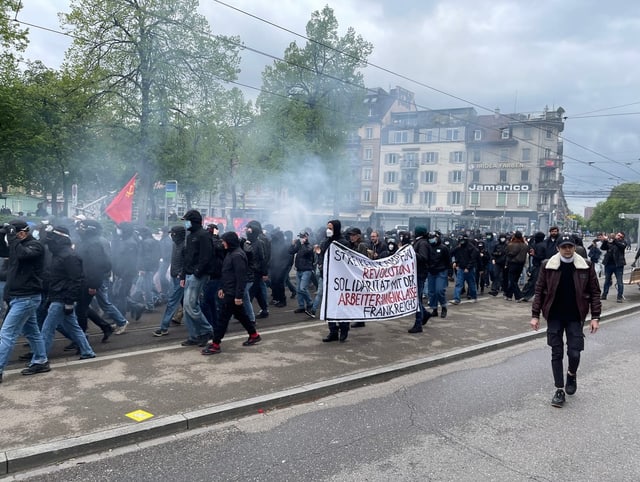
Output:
(328, 219), (342, 238)
(222, 231), (240, 249)
(246, 220), (263, 242)
(169, 225), (186, 245)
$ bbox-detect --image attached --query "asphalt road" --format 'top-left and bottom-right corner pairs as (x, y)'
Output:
(9, 311), (640, 482)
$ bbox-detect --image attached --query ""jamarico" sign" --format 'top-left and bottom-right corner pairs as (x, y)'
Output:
(467, 183), (531, 191)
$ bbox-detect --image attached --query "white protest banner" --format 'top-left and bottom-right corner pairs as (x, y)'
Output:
(319, 241), (418, 322)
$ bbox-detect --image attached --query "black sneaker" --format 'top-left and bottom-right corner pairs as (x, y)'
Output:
(181, 338), (200, 346)
(304, 309), (316, 318)
(408, 325), (423, 333)
(274, 302), (286, 308)
(551, 388), (566, 407)
(79, 354), (96, 360)
(153, 329), (169, 337)
(322, 333), (339, 342)
(421, 311), (431, 326)
(440, 307), (447, 319)
(242, 334), (262, 346)
(201, 342), (221, 355)
(430, 309), (438, 317)
(21, 362), (51, 376)
(258, 310), (269, 319)
(565, 373), (577, 395)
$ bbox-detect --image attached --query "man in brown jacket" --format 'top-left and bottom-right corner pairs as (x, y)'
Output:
(530, 233), (601, 408)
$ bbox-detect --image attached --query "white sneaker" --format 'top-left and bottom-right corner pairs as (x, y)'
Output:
(114, 321), (129, 335)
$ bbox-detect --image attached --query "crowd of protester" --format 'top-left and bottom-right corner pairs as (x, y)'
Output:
(0, 208), (634, 384)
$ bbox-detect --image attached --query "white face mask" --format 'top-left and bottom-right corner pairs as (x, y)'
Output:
(116, 228), (122, 236)
(326, 228), (333, 238)
(32, 230), (40, 240)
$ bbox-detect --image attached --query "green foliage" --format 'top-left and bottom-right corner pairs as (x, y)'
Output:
(587, 183), (640, 237)
(62, 0), (241, 222)
(256, 5), (373, 179)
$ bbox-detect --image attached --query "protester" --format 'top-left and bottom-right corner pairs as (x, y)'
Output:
(408, 225), (430, 333)
(153, 226), (186, 336)
(346, 227), (371, 328)
(289, 230), (315, 318)
(0, 220), (50, 383)
(320, 220), (350, 342)
(450, 235), (479, 305)
(426, 231), (450, 319)
(179, 210), (213, 347)
(530, 233), (601, 408)
(504, 231), (529, 301)
(201, 231), (261, 355)
(599, 231), (627, 302)
(40, 226), (96, 360)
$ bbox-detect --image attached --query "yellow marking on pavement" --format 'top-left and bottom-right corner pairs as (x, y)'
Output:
(125, 409), (154, 422)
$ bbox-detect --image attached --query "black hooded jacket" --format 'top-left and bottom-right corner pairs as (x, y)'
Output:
(182, 220), (212, 279)
(318, 219), (348, 275)
(221, 232), (248, 299)
(76, 230), (111, 290)
(243, 220), (269, 281)
(4, 233), (45, 298)
(45, 234), (84, 304)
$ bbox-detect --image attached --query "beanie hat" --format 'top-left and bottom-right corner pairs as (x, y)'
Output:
(414, 225), (428, 237)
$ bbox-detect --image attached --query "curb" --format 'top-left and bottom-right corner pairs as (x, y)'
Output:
(2, 302), (637, 475)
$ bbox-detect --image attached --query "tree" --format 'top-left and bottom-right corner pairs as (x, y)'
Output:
(256, 5), (373, 214)
(62, 0), (241, 223)
(587, 183), (640, 238)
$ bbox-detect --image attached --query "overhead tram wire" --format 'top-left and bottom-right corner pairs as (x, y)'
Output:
(210, 0), (640, 180)
(9, 12), (629, 186)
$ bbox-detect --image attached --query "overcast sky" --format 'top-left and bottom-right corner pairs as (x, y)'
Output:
(15, 0), (640, 215)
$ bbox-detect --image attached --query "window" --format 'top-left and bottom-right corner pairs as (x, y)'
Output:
(497, 192), (507, 207)
(449, 192), (462, 205)
(473, 150), (481, 162)
(499, 170), (507, 183)
(362, 190), (371, 202)
(520, 170), (529, 182)
(501, 128), (510, 139)
(474, 129), (482, 141)
(421, 151), (438, 164)
(470, 191), (480, 206)
(421, 191), (436, 207)
(422, 171), (437, 183)
(518, 192), (529, 207)
(450, 151), (465, 163)
(384, 171), (397, 183)
(523, 127), (532, 139)
(546, 128), (553, 139)
(544, 148), (552, 158)
(540, 193), (549, 204)
(471, 170), (480, 182)
(451, 170), (463, 183)
(392, 131), (409, 144)
(362, 168), (372, 181)
(425, 130), (433, 142)
(385, 153), (398, 165)
(522, 148), (531, 161)
(446, 128), (460, 141)
(383, 190), (397, 204)
(404, 192), (414, 204)
(500, 148), (509, 162)
(405, 152), (417, 164)
(365, 127), (373, 139)
(364, 148), (373, 160)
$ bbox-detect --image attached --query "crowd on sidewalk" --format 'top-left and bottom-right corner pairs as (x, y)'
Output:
(0, 208), (635, 387)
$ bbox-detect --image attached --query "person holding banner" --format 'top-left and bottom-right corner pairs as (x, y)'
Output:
(408, 225), (431, 333)
(319, 220), (350, 342)
(346, 227), (372, 329)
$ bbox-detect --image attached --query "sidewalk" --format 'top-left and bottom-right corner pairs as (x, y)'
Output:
(1, 277), (639, 475)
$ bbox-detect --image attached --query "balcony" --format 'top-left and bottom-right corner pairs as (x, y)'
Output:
(539, 179), (561, 190)
(400, 179), (418, 191)
(400, 160), (419, 170)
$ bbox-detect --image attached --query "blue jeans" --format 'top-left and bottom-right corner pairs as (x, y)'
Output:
(159, 277), (184, 331)
(243, 282), (256, 323)
(602, 265), (624, 299)
(95, 278), (127, 326)
(141, 271), (156, 310)
(312, 272), (323, 312)
(296, 270), (313, 309)
(183, 274), (212, 339)
(0, 280), (5, 319)
(428, 270), (448, 309)
(0, 294), (47, 372)
(453, 268), (477, 301)
(41, 302), (95, 357)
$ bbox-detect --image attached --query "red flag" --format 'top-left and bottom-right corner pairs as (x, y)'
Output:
(104, 174), (137, 224)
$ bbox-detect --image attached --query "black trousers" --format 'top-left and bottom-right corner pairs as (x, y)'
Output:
(76, 290), (112, 334)
(212, 295), (257, 344)
(547, 318), (585, 388)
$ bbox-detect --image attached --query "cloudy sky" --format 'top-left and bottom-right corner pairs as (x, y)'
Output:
(15, 0), (640, 215)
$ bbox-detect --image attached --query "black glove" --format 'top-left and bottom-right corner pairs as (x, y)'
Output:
(64, 304), (75, 315)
